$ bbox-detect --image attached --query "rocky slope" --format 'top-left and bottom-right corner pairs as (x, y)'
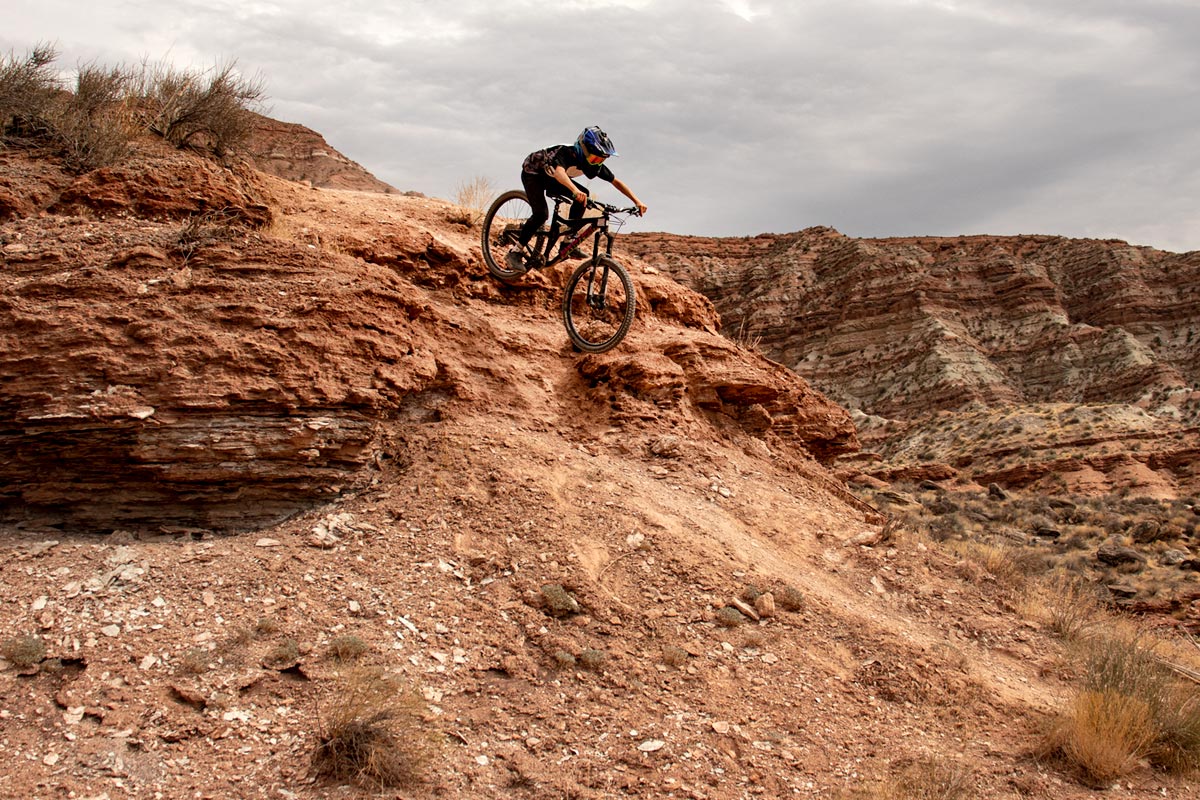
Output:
(626, 228), (1200, 499)
(244, 112), (398, 194)
(1, 134), (1197, 800)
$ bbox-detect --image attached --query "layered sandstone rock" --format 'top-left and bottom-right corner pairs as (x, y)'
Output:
(0, 143), (855, 531)
(628, 227), (1200, 496)
(244, 113), (397, 193)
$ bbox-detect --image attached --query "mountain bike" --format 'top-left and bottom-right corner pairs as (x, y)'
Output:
(480, 190), (640, 354)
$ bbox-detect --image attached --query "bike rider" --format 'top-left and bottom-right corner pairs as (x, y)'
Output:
(508, 126), (648, 272)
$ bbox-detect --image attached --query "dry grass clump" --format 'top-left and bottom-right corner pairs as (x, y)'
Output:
(1041, 626), (1200, 785)
(448, 175), (495, 228)
(2, 634), (46, 669)
(715, 606), (746, 628)
(328, 635), (370, 662)
(775, 584), (805, 612)
(311, 667), (436, 788)
(838, 757), (976, 799)
(1, 45), (137, 172)
(1027, 571), (1108, 641)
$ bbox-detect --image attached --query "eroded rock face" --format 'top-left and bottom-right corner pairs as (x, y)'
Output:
(1, 143), (856, 531)
(244, 113), (398, 194)
(628, 228), (1200, 417)
(628, 227), (1200, 496)
(1, 151), (449, 531)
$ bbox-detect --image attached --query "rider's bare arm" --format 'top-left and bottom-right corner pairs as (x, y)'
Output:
(551, 166), (588, 204)
(611, 178), (648, 216)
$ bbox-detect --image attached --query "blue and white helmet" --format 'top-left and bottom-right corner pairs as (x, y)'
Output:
(575, 126), (618, 160)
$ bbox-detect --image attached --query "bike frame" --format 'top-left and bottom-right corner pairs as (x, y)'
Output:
(533, 197), (617, 270)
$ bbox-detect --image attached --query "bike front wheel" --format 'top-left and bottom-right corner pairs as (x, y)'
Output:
(481, 190), (534, 284)
(562, 256), (636, 353)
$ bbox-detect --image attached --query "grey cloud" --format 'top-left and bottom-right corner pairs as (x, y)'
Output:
(3, 0), (1198, 251)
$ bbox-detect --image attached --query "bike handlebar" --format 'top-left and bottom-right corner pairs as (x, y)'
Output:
(554, 195), (641, 217)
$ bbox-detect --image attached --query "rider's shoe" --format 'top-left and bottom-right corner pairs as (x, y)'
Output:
(505, 250), (527, 272)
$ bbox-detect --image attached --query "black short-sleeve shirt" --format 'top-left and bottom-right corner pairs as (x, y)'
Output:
(523, 144), (615, 183)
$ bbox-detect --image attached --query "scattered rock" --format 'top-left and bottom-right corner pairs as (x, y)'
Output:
(988, 483), (1009, 501)
(754, 592), (776, 619)
(1096, 538), (1146, 567)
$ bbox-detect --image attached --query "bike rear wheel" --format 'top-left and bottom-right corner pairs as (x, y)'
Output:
(562, 255), (636, 353)
(481, 190), (534, 284)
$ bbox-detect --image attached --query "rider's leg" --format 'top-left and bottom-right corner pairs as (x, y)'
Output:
(516, 172), (549, 248)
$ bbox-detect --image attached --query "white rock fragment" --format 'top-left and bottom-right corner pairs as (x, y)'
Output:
(100, 624), (121, 637)
(638, 740), (666, 752)
(255, 538), (282, 548)
(32, 596), (48, 612)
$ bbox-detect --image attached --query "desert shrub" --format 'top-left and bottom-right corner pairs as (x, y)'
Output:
(1042, 628), (1200, 784)
(2, 634), (46, 669)
(552, 650), (576, 669)
(328, 635), (369, 662)
(311, 667), (436, 788)
(1036, 572), (1107, 641)
(177, 647), (212, 675)
(578, 648), (607, 671)
(838, 756), (976, 799)
(133, 59), (265, 154)
(448, 175), (494, 228)
(0, 44), (59, 139)
(715, 606), (745, 628)
(776, 584), (805, 612)
(48, 62), (138, 172)
(174, 208), (244, 261)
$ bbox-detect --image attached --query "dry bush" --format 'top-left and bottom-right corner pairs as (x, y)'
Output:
(838, 757), (976, 799)
(2, 634), (46, 669)
(1042, 627), (1200, 784)
(133, 59), (265, 154)
(948, 540), (1032, 589)
(1044, 689), (1155, 785)
(311, 667), (436, 788)
(448, 175), (494, 228)
(0, 43), (59, 139)
(174, 208), (244, 261)
(328, 635), (369, 662)
(1030, 571), (1108, 641)
(49, 62), (138, 172)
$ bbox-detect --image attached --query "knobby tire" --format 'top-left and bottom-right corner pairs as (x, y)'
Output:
(481, 190), (533, 284)
(562, 255), (636, 353)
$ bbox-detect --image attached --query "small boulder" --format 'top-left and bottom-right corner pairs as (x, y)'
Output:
(1097, 538), (1146, 567)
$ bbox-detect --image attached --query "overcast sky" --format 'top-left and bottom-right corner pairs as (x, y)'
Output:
(5, 0), (1199, 252)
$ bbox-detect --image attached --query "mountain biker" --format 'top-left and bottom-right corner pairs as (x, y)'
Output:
(508, 126), (648, 272)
